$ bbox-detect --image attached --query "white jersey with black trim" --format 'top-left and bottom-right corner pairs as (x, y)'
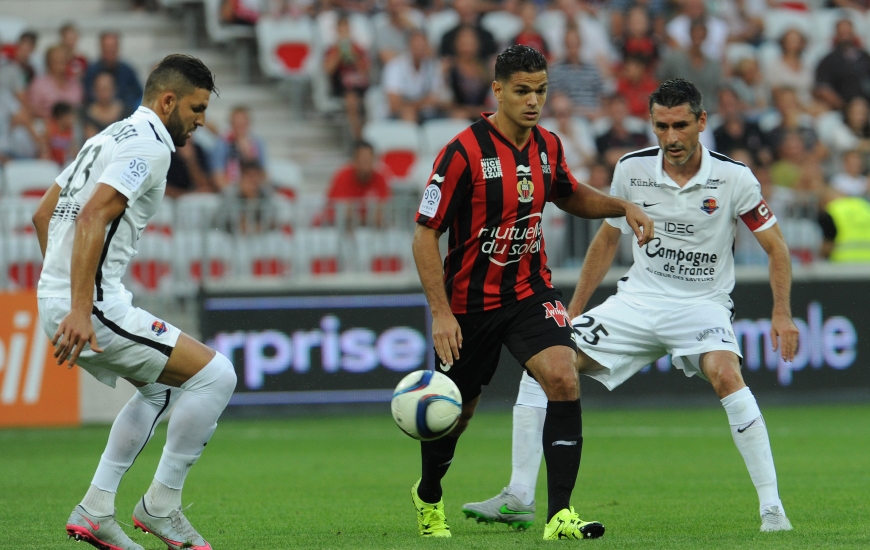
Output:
(606, 145), (776, 306)
(37, 106), (175, 300)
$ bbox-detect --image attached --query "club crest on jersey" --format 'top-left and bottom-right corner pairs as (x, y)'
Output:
(700, 196), (720, 216)
(543, 301), (570, 327)
(151, 320), (167, 337)
(540, 151), (551, 174)
(517, 165), (534, 203)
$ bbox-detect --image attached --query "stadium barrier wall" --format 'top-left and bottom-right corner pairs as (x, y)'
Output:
(200, 265), (869, 412)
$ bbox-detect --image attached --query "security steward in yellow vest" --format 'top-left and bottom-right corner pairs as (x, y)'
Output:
(818, 195), (870, 262)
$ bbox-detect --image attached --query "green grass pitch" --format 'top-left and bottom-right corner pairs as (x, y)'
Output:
(2, 404), (869, 549)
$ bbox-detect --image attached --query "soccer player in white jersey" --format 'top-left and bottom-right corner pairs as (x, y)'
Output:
(33, 55), (235, 550)
(462, 79), (798, 533)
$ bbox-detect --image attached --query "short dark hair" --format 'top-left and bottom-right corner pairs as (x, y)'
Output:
(51, 102), (73, 119)
(353, 140), (374, 153)
(60, 22), (77, 35)
(494, 45), (547, 82)
(143, 54), (217, 102)
(239, 159), (264, 173)
(649, 78), (704, 118)
(19, 31), (37, 45)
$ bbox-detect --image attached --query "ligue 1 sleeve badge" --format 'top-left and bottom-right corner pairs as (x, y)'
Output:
(700, 196), (720, 216)
(151, 320), (168, 337)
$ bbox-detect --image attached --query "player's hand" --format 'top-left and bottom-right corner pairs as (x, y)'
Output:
(52, 309), (103, 368)
(431, 310), (462, 367)
(624, 203), (654, 246)
(769, 310), (798, 362)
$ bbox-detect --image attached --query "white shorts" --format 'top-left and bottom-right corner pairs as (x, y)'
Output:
(38, 295), (181, 387)
(573, 294), (742, 390)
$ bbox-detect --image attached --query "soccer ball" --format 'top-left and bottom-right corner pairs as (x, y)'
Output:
(391, 370), (463, 441)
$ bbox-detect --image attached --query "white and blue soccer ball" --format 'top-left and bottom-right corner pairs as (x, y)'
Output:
(391, 370), (462, 441)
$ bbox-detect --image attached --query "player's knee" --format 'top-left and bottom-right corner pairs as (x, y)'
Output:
(211, 353), (238, 395)
(541, 366), (579, 400)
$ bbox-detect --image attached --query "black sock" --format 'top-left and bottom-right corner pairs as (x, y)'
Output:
(417, 435), (460, 504)
(542, 399), (582, 522)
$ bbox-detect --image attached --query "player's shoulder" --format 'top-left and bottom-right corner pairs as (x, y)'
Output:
(707, 149), (747, 169)
(706, 148), (754, 182)
(105, 114), (172, 161)
(617, 146), (660, 167)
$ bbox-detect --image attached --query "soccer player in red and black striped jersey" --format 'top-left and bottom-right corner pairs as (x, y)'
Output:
(410, 45), (654, 540)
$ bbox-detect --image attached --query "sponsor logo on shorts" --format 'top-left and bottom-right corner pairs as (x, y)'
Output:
(543, 301), (570, 327)
(700, 196), (720, 216)
(481, 157), (503, 179)
(151, 320), (168, 337)
(695, 327), (735, 342)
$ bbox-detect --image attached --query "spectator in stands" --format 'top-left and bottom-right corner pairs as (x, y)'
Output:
(658, 19), (722, 112)
(211, 105), (268, 189)
(547, 93), (596, 180)
(217, 159), (278, 234)
(0, 88), (42, 161)
(713, 86), (770, 165)
(612, 4), (659, 68)
(83, 71), (127, 138)
(444, 26), (491, 120)
(729, 57), (769, 116)
(595, 94), (649, 168)
(28, 45), (84, 119)
(324, 140), (390, 227)
(765, 87), (826, 161)
(83, 32), (143, 114)
(552, 0), (615, 74)
(373, 0), (424, 65)
(220, 0), (262, 25)
(831, 149), (869, 197)
(324, 14), (370, 140)
(615, 54), (658, 119)
(59, 23), (88, 81)
(716, 0), (764, 46)
(769, 131), (825, 192)
(512, 1), (549, 58)
(587, 161), (612, 193)
(439, 0), (497, 59)
(45, 101), (77, 166)
(765, 29), (813, 106)
(815, 19), (870, 110)
(608, 0), (666, 45)
(549, 27), (606, 120)
(382, 30), (447, 122)
(0, 31), (38, 104)
(665, 0), (728, 61)
(843, 96), (870, 143)
(817, 189), (870, 262)
(166, 140), (218, 198)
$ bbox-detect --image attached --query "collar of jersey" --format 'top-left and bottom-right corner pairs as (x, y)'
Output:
(133, 106), (176, 152)
(654, 144), (712, 191)
(480, 112), (533, 152)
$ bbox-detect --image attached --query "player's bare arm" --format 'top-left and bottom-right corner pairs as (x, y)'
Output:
(412, 224), (463, 366)
(33, 183), (62, 258)
(53, 184), (128, 367)
(566, 223), (623, 319)
(553, 183), (654, 247)
(753, 223), (799, 362)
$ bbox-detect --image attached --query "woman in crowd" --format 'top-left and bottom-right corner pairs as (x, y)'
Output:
(83, 71), (127, 138)
(444, 25), (491, 120)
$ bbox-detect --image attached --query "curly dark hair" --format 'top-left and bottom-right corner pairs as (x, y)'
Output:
(648, 78), (703, 119)
(494, 45), (547, 82)
(144, 54), (218, 101)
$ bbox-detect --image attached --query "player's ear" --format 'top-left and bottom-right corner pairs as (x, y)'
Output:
(159, 91), (178, 115)
(697, 110), (708, 132)
(492, 79), (502, 102)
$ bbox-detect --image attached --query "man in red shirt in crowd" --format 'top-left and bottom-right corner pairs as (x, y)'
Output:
(325, 140), (390, 226)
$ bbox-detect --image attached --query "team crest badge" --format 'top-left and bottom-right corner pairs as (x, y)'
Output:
(151, 320), (167, 336)
(516, 165), (534, 203)
(700, 196), (719, 216)
(540, 152), (547, 164)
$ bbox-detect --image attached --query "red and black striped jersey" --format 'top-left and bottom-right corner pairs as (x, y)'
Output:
(415, 114), (578, 314)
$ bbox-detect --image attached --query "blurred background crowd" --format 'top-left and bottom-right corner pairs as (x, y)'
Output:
(1, 0), (869, 300)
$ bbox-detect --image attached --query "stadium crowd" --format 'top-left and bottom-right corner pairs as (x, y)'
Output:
(2, 0), (870, 294)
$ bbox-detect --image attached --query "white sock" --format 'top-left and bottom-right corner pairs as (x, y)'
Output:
(721, 387), (783, 514)
(80, 484), (115, 517)
(507, 372), (548, 506)
(86, 382), (180, 514)
(146, 353), (236, 516)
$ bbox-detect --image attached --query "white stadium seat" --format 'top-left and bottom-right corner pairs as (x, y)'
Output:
(480, 11), (523, 47)
(4, 233), (42, 290)
(0, 17), (26, 45)
(426, 10), (459, 49)
(362, 120), (422, 184)
(420, 118), (469, 157)
(352, 228), (413, 274)
(256, 15), (320, 80)
(128, 233), (174, 294)
(294, 227), (342, 275)
(3, 159), (62, 197)
(268, 158), (303, 199)
(203, 0), (255, 44)
(175, 192), (223, 231)
(236, 231), (295, 277)
(0, 197), (40, 235)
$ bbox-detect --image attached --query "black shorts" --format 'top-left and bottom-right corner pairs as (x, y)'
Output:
(436, 288), (577, 403)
